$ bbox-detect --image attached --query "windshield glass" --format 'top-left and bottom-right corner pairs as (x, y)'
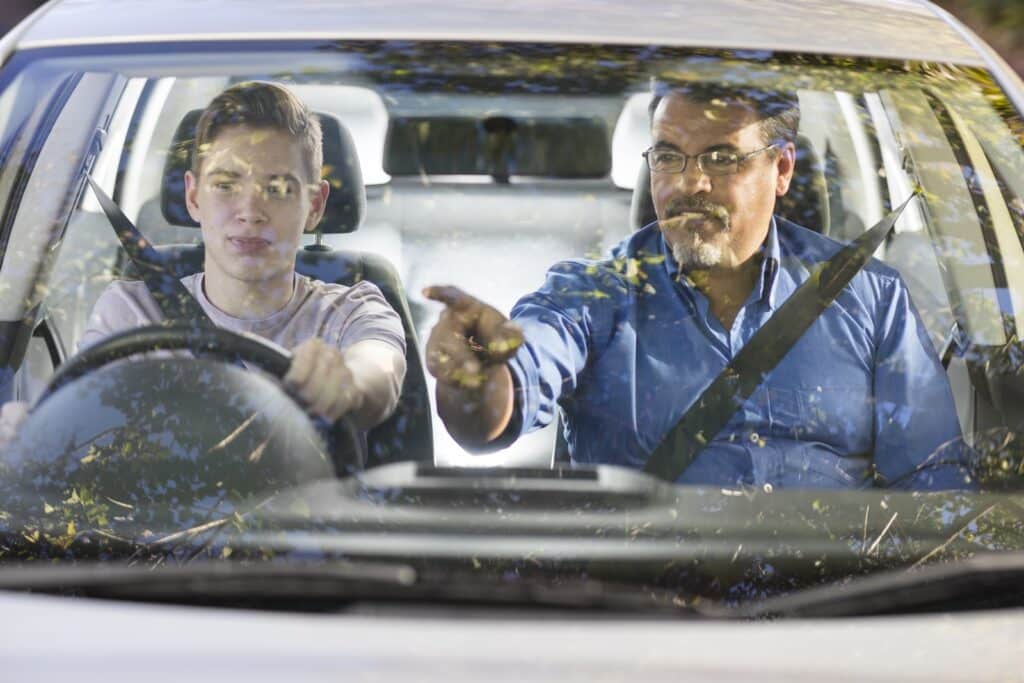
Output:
(1, 40), (1024, 610)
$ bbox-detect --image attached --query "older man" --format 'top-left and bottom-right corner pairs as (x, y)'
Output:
(425, 82), (972, 491)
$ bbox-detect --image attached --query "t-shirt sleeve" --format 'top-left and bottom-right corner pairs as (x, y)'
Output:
(329, 280), (407, 356)
(77, 280), (159, 352)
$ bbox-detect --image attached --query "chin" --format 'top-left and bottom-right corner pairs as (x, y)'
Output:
(672, 241), (724, 270)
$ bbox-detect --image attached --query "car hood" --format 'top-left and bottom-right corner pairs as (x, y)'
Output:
(0, 588), (1020, 682)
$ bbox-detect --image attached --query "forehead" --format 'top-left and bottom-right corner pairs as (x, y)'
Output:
(199, 124), (307, 176)
(651, 93), (764, 147)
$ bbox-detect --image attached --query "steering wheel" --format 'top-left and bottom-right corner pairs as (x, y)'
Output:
(39, 323), (364, 474)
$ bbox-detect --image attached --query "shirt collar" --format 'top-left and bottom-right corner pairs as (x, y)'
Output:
(758, 217), (782, 310)
(660, 216), (783, 310)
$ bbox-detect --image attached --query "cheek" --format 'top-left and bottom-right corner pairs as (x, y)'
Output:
(650, 177), (674, 217)
(273, 203), (311, 236)
(724, 175), (775, 215)
(195, 195), (232, 222)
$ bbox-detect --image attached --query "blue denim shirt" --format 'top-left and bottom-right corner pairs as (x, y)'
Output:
(507, 217), (973, 490)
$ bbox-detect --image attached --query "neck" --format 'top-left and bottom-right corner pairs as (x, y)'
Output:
(202, 266), (295, 319)
(684, 255), (762, 330)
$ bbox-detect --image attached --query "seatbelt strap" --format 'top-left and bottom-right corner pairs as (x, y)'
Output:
(643, 194), (918, 482)
(87, 177), (214, 326)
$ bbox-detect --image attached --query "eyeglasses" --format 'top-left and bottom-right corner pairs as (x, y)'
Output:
(642, 144), (777, 176)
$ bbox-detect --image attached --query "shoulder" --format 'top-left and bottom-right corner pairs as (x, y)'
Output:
(79, 278), (164, 351)
(776, 217), (913, 340)
(98, 277), (156, 302)
(538, 224), (666, 297)
(298, 274), (394, 312)
(776, 216), (904, 286)
(294, 274), (405, 350)
(90, 278), (166, 319)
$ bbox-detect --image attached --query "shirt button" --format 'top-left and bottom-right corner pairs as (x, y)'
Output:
(763, 483), (774, 494)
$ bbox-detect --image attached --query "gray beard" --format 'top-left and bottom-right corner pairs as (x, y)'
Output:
(662, 209), (731, 272)
(672, 238), (724, 270)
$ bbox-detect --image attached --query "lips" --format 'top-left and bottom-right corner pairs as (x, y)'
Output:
(664, 197), (730, 231)
(663, 212), (714, 231)
(227, 236), (271, 254)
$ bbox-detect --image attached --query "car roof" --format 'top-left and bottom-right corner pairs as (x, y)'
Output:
(11, 0), (983, 66)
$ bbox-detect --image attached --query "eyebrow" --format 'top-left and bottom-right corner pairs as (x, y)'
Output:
(205, 169), (302, 184)
(651, 141), (741, 154)
(267, 173), (302, 185)
(206, 168), (241, 179)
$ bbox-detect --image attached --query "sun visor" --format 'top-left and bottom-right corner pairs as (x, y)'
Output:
(383, 115), (611, 180)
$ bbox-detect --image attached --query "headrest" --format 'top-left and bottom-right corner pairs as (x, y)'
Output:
(629, 133), (830, 234)
(384, 115), (611, 179)
(160, 110), (366, 233)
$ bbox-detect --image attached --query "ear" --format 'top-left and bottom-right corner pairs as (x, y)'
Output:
(774, 141), (797, 197)
(184, 170), (202, 223)
(304, 179), (330, 233)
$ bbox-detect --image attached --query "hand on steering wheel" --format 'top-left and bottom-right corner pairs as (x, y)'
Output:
(39, 323), (364, 474)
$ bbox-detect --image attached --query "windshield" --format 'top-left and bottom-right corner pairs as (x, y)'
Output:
(1, 40), (1024, 613)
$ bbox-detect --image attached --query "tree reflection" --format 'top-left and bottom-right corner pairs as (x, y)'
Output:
(0, 357), (333, 563)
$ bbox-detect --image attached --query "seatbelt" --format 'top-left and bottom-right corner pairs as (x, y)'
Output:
(643, 194), (918, 482)
(86, 177), (214, 326)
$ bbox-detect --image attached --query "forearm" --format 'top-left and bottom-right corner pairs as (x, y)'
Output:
(436, 364), (515, 451)
(344, 340), (406, 430)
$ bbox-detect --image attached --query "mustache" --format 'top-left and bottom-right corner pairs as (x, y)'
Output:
(664, 197), (730, 225)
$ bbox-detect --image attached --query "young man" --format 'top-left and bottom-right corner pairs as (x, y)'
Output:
(0, 81), (406, 447)
(424, 82), (973, 491)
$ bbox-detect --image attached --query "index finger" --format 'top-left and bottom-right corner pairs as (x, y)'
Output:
(422, 285), (479, 313)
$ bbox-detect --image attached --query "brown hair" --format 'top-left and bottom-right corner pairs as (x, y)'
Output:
(648, 80), (800, 147)
(192, 81), (323, 181)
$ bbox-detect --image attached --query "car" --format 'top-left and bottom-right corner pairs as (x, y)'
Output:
(1, 0), (1024, 679)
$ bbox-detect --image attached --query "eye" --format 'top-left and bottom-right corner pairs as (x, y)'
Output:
(266, 179), (293, 197)
(705, 150), (739, 164)
(649, 150), (684, 170)
(211, 180), (236, 192)
(701, 150), (740, 172)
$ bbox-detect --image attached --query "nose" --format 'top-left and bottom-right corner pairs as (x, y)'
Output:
(235, 182), (269, 224)
(675, 159), (712, 195)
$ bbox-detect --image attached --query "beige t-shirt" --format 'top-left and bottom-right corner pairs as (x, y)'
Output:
(80, 273), (406, 358)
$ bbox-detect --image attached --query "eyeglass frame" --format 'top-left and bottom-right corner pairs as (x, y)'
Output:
(642, 144), (778, 176)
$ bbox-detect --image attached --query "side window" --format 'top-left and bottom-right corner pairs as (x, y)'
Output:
(44, 78), (145, 359)
(15, 320), (65, 402)
(119, 76), (228, 244)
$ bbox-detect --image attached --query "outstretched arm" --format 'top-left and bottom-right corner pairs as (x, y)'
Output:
(423, 285), (524, 451)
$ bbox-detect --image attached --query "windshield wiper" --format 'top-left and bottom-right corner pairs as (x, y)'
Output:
(0, 561), (708, 616)
(730, 552), (1024, 618)
(0, 560), (414, 603)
